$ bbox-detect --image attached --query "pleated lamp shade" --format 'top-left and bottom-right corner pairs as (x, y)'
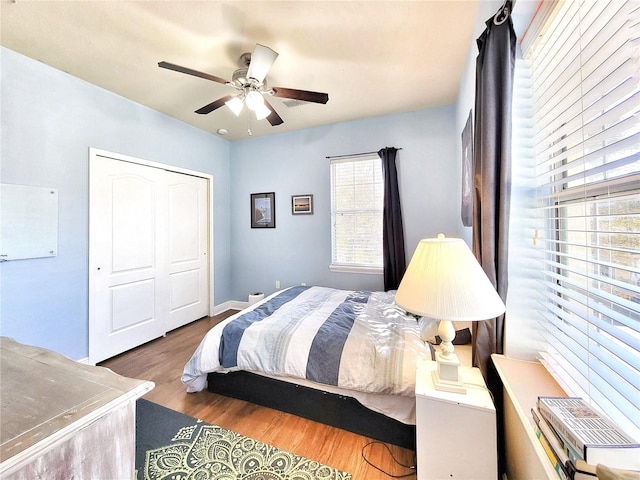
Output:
(395, 234), (505, 322)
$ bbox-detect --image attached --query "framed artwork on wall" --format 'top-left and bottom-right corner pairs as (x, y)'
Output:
(461, 110), (474, 227)
(251, 192), (275, 228)
(291, 194), (313, 215)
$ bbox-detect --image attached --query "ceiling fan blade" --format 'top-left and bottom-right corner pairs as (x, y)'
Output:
(247, 44), (278, 83)
(272, 87), (328, 104)
(263, 98), (284, 126)
(159, 61), (230, 85)
(195, 95), (235, 115)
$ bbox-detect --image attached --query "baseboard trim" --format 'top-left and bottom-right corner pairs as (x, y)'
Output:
(211, 300), (248, 316)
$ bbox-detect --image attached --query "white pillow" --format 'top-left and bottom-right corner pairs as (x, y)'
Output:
(418, 316), (439, 342)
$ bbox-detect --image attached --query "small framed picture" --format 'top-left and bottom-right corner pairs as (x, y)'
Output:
(291, 194), (313, 215)
(251, 192), (275, 228)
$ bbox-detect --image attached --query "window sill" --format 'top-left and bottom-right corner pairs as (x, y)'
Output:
(329, 264), (383, 275)
(491, 354), (566, 480)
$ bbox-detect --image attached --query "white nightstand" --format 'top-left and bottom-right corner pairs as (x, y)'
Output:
(415, 357), (497, 480)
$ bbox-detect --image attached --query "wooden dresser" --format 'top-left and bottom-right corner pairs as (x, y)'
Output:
(0, 337), (154, 479)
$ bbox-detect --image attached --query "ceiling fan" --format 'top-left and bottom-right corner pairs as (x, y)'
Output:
(159, 44), (329, 129)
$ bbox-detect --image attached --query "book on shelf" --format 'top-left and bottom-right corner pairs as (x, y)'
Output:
(534, 422), (569, 480)
(566, 460), (640, 480)
(537, 396), (640, 471)
(531, 409), (626, 480)
(565, 459), (596, 480)
(532, 408), (572, 466)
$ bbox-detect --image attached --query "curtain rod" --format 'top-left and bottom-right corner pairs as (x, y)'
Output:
(326, 147), (403, 160)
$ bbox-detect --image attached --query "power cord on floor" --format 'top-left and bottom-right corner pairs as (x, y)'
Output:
(361, 441), (417, 478)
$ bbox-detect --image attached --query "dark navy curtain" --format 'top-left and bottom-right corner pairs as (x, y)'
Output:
(378, 147), (406, 291)
(472, 3), (516, 376)
(472, 5), (516, 477)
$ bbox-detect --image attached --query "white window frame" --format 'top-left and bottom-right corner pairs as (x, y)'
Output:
(329, 155), (384, 274)
(523, 0), (640, 439)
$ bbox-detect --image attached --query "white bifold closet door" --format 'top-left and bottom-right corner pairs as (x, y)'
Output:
(89, 153), (209, 364)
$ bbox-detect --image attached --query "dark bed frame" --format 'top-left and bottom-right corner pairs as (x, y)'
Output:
(207, 370), (416, 450)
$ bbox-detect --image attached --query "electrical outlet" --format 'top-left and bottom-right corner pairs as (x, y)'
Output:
(275, 280), (281, 289)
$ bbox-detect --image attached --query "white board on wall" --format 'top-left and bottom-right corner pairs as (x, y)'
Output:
(0, 183), (58, 261)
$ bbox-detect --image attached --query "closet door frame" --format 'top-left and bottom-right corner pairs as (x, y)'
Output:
(88, 148), (214, 364)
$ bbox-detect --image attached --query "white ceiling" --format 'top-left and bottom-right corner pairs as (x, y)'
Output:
(1, 1), (482, 141)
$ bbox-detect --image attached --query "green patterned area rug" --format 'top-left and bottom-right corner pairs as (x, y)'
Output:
(136, 399), (351, 480)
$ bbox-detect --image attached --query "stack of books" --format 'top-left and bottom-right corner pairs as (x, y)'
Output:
(531, 396), (640, 479)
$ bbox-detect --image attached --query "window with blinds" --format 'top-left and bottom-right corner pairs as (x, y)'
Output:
(330, 156), (383, 272)
(527, 0), (639, 437)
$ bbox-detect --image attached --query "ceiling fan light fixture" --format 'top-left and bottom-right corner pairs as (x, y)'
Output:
(253, 102), (272, 121)
(245, 90), (265, 111)
(225, 96), (244, 116)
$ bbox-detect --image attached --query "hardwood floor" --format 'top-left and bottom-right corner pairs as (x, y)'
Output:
(100, 311), (417, 479)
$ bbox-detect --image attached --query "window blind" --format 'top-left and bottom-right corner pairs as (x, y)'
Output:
(330, 156), (383, 270)
(527, 0), (640, 437)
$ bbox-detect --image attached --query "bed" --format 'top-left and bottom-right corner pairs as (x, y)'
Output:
(182, 285), (437, 449)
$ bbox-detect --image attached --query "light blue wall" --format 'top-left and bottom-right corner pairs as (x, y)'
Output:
(0, 47), (232, 360)
(1, 39), (471, 360)
(229, 106), (464, 301)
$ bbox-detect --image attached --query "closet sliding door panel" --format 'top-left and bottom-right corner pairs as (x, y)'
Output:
(89, 156), (168, 364)
(167, 172), (209, 331)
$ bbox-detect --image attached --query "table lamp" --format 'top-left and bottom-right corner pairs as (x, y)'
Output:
(395, 234), (505, 394)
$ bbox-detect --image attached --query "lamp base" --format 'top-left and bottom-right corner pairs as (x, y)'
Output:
(432, 351), (466, 394)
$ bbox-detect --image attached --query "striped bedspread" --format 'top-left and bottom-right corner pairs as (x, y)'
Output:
(182, 286), (431, 396)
